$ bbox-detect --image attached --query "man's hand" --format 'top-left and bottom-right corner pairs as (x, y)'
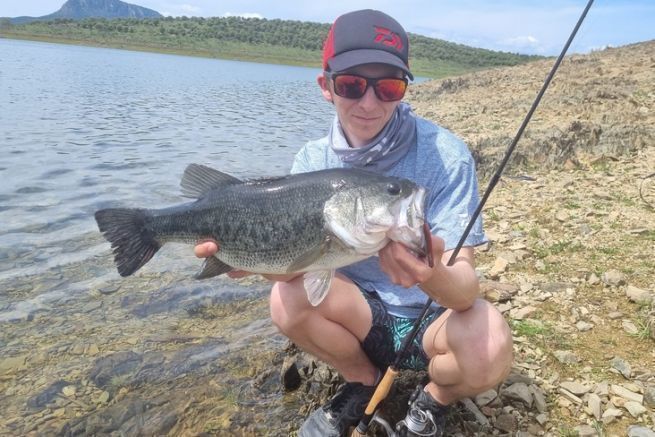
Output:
(194, 240), (218, 258)
(194, 239), (251, 279)
(378, 235), (445, 288)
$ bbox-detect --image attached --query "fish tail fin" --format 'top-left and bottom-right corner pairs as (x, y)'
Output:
(94, 208), (161, 277)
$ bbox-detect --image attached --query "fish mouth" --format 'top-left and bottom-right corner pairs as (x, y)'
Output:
(387, 187), (427, 254)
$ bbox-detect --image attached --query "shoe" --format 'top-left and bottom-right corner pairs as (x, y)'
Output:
(298, 382), (375, 437)
(396, 385), (449, 437)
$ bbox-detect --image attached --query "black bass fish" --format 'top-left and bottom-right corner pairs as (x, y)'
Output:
(95, 164), (428, 306)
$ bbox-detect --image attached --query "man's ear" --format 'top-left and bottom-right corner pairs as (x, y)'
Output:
(317, 74), (333, 103)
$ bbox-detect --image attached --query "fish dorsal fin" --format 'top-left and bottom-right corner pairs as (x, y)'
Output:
(303, 270), (334, 306)
(181, 164), (241, 198)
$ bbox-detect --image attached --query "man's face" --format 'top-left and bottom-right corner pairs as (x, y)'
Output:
(318, 64), (405, 148)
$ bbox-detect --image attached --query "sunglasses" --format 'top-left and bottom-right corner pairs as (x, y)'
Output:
(329, 74), (408, 102)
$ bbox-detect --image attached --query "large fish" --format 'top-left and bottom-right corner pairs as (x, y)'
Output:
(95, 164), (428, 306)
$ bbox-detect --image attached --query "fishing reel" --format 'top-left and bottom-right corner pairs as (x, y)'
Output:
(395, 406), (438, 436)
(366, 403), (438, 437)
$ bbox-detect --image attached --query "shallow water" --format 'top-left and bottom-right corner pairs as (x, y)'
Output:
(0, 38), (335, 434)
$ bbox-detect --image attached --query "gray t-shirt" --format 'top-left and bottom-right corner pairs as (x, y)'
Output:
(291, 116), (487, 318)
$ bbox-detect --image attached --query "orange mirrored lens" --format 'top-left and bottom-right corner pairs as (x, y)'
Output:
(334, 75), (367, 99)
(332, 75), (407, 102)
(375, 79), (407, 101)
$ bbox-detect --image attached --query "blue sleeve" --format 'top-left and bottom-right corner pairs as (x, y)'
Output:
(428, 155), (487, 252)
(290, 146), (313, 175)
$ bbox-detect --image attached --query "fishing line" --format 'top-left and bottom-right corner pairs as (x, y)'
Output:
(352, 0), (595, 435)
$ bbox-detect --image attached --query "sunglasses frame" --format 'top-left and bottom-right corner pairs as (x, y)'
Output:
(328, 73), (408, 102)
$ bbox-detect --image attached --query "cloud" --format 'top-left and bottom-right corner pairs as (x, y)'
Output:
(159, 3), (201, 17)
(500, 35), (541, 52)
(222, 12), (265, 19)
(178, 4), (201, 14)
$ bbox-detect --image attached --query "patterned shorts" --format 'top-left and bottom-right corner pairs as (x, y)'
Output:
(360, 289), (447, 371)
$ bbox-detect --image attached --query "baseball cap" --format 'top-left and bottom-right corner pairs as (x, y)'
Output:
(322, 9), (413, 80)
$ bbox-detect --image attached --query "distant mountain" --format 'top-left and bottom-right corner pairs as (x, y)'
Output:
(10, 0), (162, 24)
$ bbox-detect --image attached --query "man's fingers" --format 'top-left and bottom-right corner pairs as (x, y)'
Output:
(194, 241), (219, 258)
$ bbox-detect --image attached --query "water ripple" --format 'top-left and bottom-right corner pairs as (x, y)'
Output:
(0, 38), (335, 313)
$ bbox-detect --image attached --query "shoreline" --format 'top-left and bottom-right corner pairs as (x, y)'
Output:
(0, 33), (323, 70)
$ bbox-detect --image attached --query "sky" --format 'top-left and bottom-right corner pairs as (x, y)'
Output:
(2, 0), (654, 55)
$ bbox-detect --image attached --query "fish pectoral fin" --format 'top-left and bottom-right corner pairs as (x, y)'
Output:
(181, 164), (242, 198)
(303, 270), (334, 306)
(286, 241), (327, 273)
(195, 256), (233, 279)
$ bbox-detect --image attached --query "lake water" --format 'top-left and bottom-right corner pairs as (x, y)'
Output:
(0, 38), (339, 434)
(0, 38), (335, 292)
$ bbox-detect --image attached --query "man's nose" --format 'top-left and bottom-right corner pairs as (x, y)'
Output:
(357, 85), (379, 109)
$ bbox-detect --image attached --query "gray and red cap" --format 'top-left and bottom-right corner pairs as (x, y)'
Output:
(322, 9), (414, 80)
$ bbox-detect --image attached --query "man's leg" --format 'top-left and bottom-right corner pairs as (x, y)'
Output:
(269, 273), (378, 385)
(272, 275), (387, 436)
(421, 298), (514, 405)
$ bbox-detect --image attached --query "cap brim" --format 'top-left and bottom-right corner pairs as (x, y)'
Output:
(327, 49), (414, 80)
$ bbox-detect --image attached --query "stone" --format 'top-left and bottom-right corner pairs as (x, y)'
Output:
(576, 321), (594, 331)
(96, 391), (110, 404)
(601, 407), (622, 423)
(610, 396), (626, 408)
(280, 356), (301, 392)
(554, 350), (580, 364)
(602, 270), (625, 286)
(625, 285), (653, 304)
(510, 306), (538, 320)
(474, 388), (497, 407)
(575, 424), (599, 437)
(644, 385), (655, 408)
(610, 357), (632, 379)
(503, 382), (533, 407)
(530, 385), (547, 413)
(494, 413), (518, 433)
(86, 344), (100, 356)
(560, 381), (590, 396)
(622, 320), (639, 335)
(489, 257), (509, 278)
(98, 284), (121, 295)
(555, 210), (569, 222)
(624, 401), (647, 417)
(628, 426), (655, 437)
(559, 387), (583, 405)
(587, 393), (602, 420)
(611, 384), (644, 404)
(587, 273), (600, 285)
(607, 311), (623, 319)
(62, 385), (76, 397)
(594, 381), (609, 396)
(0, 355), (27, 374)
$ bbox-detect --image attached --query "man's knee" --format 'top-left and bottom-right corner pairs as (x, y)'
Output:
(270, 280), (309, 334)
(446, 300), (513, 391)
(464, 301), (513, 389)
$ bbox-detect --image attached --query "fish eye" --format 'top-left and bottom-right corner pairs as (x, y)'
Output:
(386, 182), (401, 195)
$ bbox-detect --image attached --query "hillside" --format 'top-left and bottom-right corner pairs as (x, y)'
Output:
(8, 0), (161, 24)
(0, 16), (540, 78)
(408, 40), (655, 175)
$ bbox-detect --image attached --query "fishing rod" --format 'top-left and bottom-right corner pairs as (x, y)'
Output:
(352, 0), (595, 435)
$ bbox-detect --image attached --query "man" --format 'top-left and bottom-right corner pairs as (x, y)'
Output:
(195, 9), (513, 437)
